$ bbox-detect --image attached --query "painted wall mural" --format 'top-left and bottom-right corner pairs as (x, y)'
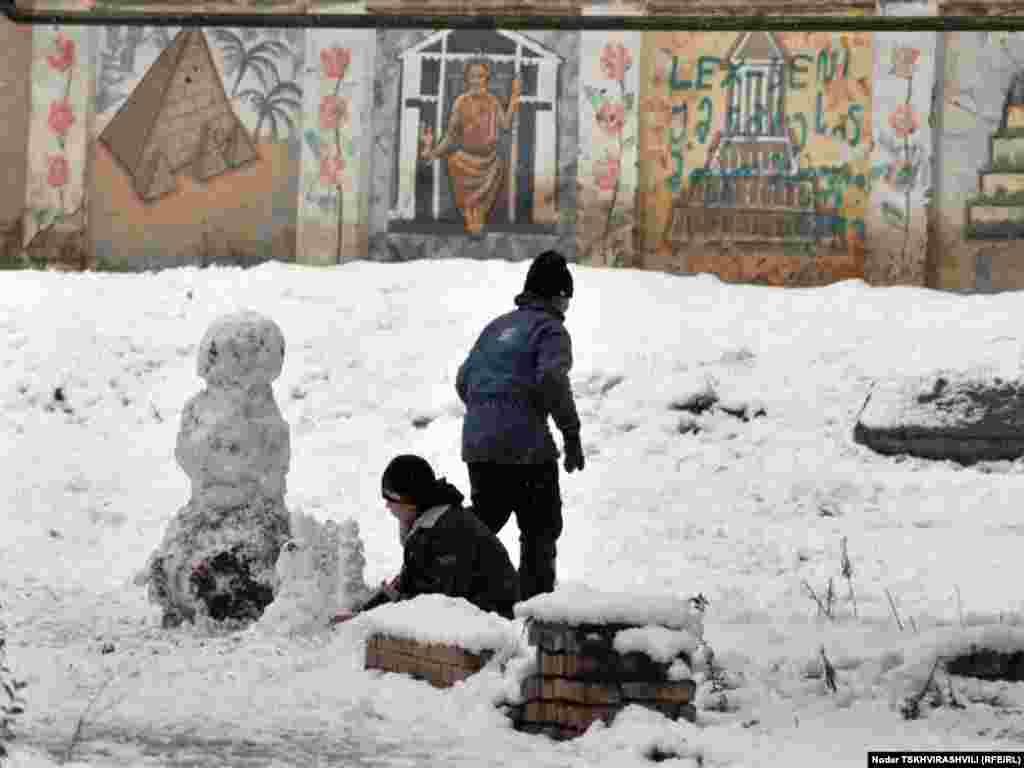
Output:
(865, 30), (936, 285)
(639, 30), (873, 286)
(23, 25), (91, 269)
(936, 32), (1024, 292)
(369, 28), (578, 263)
(577, 33), (642, 269)
(89, 26), (304, 269)
(296, 30), (375, 265)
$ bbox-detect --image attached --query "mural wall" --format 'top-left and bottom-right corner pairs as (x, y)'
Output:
(637, 31), (874, 286)
(0, 17), (33, 267)
(8, 10), (1024, 292)
(368, 29), (578, 263)
(934, 31), (1024, 292)
(296, 29), (375, 265)
(88, 26), (304, 269)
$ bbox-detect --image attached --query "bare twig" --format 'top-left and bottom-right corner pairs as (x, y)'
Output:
(825, 577), (835, 619)
(62, 673), (120, 764)
(840, 537), (858, 618)
(801, 580), (833, 620)
(908, 616), (919, 634)
(819, 646), (838, 694)
(885, 588), (904, 632)
(954, 586), (964, 628)
(900, 656), (941, 720)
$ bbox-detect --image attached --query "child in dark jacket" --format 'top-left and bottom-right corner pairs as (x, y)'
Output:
(333, 455), (520, 623)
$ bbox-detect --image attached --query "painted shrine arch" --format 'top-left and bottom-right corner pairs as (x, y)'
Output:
(391, 29), (564, 235)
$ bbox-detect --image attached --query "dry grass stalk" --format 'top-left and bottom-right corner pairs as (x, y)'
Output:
(839, 537), (857, 618)
(819, 646), (838, 694)
(885, 588), (904, 632)
(801, 580), (835, 621)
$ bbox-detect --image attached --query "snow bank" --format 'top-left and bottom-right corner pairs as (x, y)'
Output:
(858, 367), (1020, 431)
(613, 625), (701, 665)
(891, 624), (1024, 689)
(353, 594), (521, 655)
(575, 705), (703, 767)
(515, 583), (704, 635)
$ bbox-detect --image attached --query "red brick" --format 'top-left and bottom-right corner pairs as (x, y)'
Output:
(620, 681), (695, 705)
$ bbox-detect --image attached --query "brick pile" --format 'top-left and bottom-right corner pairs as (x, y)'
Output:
(510, 620), (697, 740)
(365, 634), (496, 689)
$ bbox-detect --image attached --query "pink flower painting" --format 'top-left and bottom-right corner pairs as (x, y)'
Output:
(47, 99), (75, 137)
(46, 154), (69, 188)
(46, 33), (76, 73)
(596, 101), (626, 136)
(319, 95), (349, 132)
(600, 42), (632, 82)
(320, 47), (351, 81)
(889, 103), (920, 138)
(320, 152), (345, 187)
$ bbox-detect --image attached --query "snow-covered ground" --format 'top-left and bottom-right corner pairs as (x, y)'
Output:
(2, 260), (1024, 767)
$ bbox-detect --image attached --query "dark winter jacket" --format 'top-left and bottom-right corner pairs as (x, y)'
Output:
(363, 481), (520, 619)
(456, 292), (581, 464)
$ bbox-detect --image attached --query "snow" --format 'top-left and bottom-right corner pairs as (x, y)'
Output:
(858, 366), (1022, 431)
(515, 583), (705, 634)
(352, 594), (521, 656)
(612, 626), (701, 665)
(2, 262), (1024, 766)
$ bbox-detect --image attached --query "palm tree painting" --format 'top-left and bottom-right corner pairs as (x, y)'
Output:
(209, 29), (291, 98)
(240, 80), (303, 142)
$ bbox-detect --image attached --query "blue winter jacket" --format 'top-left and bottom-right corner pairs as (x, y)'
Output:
(457, 292), (581, 464)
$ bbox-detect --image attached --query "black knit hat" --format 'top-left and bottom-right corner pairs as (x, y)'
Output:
(381, 454), (436, 504)
(523, 250), (574, 299)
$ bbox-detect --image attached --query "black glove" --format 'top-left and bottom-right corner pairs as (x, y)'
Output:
(563, 432), (584, 473)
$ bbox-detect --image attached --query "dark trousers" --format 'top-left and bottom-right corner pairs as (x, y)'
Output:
(466, 460), (563, 601)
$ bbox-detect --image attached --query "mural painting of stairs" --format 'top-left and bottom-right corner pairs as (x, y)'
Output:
(966, 71), (1024, 240)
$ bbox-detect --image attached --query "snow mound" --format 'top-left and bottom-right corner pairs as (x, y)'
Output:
(256, 509), (370, 635)
(352, 593), (521, 655)
(858, 367), (1023, 432)
(890, 624), (1024, 694)
(613, 625), (701, 665)
(575, 705), (703, 767)
(515, 583), (705, 635)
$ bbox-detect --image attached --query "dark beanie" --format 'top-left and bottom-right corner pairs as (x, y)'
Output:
(523, 250), (573, 299)
(382, 454), (436, 504)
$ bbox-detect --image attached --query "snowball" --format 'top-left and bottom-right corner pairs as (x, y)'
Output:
(613, 626), (700, 665)
(353, 593), (521, 655)
(515, 583), (704, 635)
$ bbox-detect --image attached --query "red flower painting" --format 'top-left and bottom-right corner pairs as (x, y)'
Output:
(319, 95), (349, 131)
(47, 99), (75, 137)
(46, 33), (76, 73)
(320, 152), (345, 187)
(596, 101), (626, 136)
(889, 103), (920, 138)
(46, 154), (69, 188)
(595, 153), (620, 192)
(599, 42), (632, 82)
(320, 47), (351, 81)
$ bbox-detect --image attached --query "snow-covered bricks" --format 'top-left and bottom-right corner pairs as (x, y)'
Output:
(513, 584), (706, 740)
(357, 594), (521, 689)
(138, 311), (292, 627)
(854, 368), (1024, 465)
